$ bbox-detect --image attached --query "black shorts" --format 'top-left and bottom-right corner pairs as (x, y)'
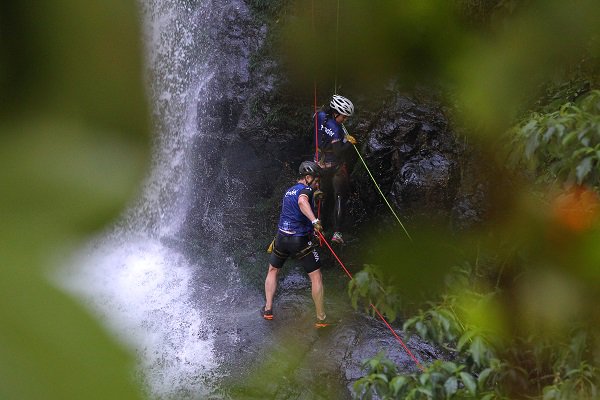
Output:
(268, 233), (321, 274)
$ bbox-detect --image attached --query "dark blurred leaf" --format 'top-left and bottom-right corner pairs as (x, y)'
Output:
(0, 1), (149, 399)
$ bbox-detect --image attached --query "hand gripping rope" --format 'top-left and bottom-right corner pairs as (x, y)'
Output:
(316, 230), (424, 371)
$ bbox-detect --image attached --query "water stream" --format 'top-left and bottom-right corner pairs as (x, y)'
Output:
(62, 0), (246, 398)
(61, 1), (446, 398)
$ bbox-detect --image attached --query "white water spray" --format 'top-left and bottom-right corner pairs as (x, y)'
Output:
(67, 235), (217, 398)
(60, 0), (243, 398)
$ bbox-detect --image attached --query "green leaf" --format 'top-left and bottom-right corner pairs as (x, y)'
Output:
(390, 376), (408, 395)
(576, 156), (593, 183)
(525, 131), (540, 158)
(543, 386), (560, 400)
(403, 316), (420, 331)
(367, 357), (381, 370)
(457, 330), (476, 351)
(416, 321), (428, 339)
(416, 387), (433, 397)
(440, 361), (459, 374)
(444, 376), (458, 395)
(542, 126), (556, 142)
(523, 119), (538, 133)
(577, 127), (591, 145)
(430, 372), (446, 386)
(373, 373), (389, 383)
(555, 123), (566, 137)
(469, 336), (487, 367)
(459, 372), (477, 395)
(561, 130), (578, 146)
(477, 367), (493, 388)
(0, 1), (149, 399)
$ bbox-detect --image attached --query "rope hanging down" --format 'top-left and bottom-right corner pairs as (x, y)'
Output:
(309, 0), (420, 371)
(334, 0), (340, 94)
(329, 0), (412, 241)
(311, 0), (319, 162)
(341, 125), (413, 241)
(313, 82), (319, 163)
(316, 230), (424, 371)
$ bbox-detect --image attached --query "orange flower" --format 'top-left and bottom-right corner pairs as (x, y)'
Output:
(552, 186), (600, 232)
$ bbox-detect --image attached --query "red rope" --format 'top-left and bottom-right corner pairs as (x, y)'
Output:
(314, 82), (319, 162)
(311, 0), (322, 234)
(311, 0), (319, 162)
(316, 230), (424, 371)
(370, 304), (424, 371)
(317, 231), (353, 280)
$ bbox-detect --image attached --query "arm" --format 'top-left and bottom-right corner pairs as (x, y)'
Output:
(298, 194), (317, 222)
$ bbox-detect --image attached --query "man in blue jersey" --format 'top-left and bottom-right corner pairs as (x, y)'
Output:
(314, 94), (358, 244)
(262, 161), (330, 327)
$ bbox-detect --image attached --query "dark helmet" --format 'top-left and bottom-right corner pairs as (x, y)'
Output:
(299, 161), (321, 177)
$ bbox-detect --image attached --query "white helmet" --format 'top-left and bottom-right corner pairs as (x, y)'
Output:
(330, 94), (354, 116)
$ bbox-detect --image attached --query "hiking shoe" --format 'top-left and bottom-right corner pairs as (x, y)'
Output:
(331, 232), (344, 244)
(261, 306), (273, 320)
(314, 317), (334, 328)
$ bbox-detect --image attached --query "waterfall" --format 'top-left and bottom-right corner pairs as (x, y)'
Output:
(60, 0), (253, 398)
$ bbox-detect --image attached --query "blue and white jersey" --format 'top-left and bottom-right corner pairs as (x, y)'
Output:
(316, 110), (344, 164)
(277, 182), (314, 236)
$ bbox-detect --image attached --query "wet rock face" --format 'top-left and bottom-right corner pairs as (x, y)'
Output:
(351, 92), (468, 226)
(177, 3), (488, 396)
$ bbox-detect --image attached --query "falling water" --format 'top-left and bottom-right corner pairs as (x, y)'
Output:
(61, 0), (252, 398)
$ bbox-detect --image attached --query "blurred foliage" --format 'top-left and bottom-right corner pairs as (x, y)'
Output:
(282, 0), (599, 130)
(508, 90), (600, 187)
(2, 0), (598, 397)
(348, 264), (402, 322)
(267, 0), (600, 396)
(352, 265), (599, 399)
(350, 187), (600, 398)
(1, 1), (149, 399)
(354, 356), (500, 400)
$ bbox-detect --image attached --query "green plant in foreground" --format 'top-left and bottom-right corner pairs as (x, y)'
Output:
(1, 2), (149, 399)
(403, 298), (462, 350)
(349, 260), (600, 399)
(354, 356), (508, 400)
(348, 264), (402, 322)
(509, 90), (600, 187)
(542, 332), (599, 400)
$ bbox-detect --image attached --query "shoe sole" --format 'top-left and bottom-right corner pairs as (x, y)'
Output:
(261, 307), (274, 320)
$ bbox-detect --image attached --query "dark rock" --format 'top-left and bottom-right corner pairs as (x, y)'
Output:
(174, 1), (490, 396)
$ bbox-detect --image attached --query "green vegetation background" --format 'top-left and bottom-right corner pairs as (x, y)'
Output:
(1, 2), (148, 399)
(1, 0), (599, 399)
(257, 0), (600, 398)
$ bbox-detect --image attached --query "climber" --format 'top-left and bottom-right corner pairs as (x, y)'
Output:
(262, 161), (330, 328)
(314, 94), (358, 245)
